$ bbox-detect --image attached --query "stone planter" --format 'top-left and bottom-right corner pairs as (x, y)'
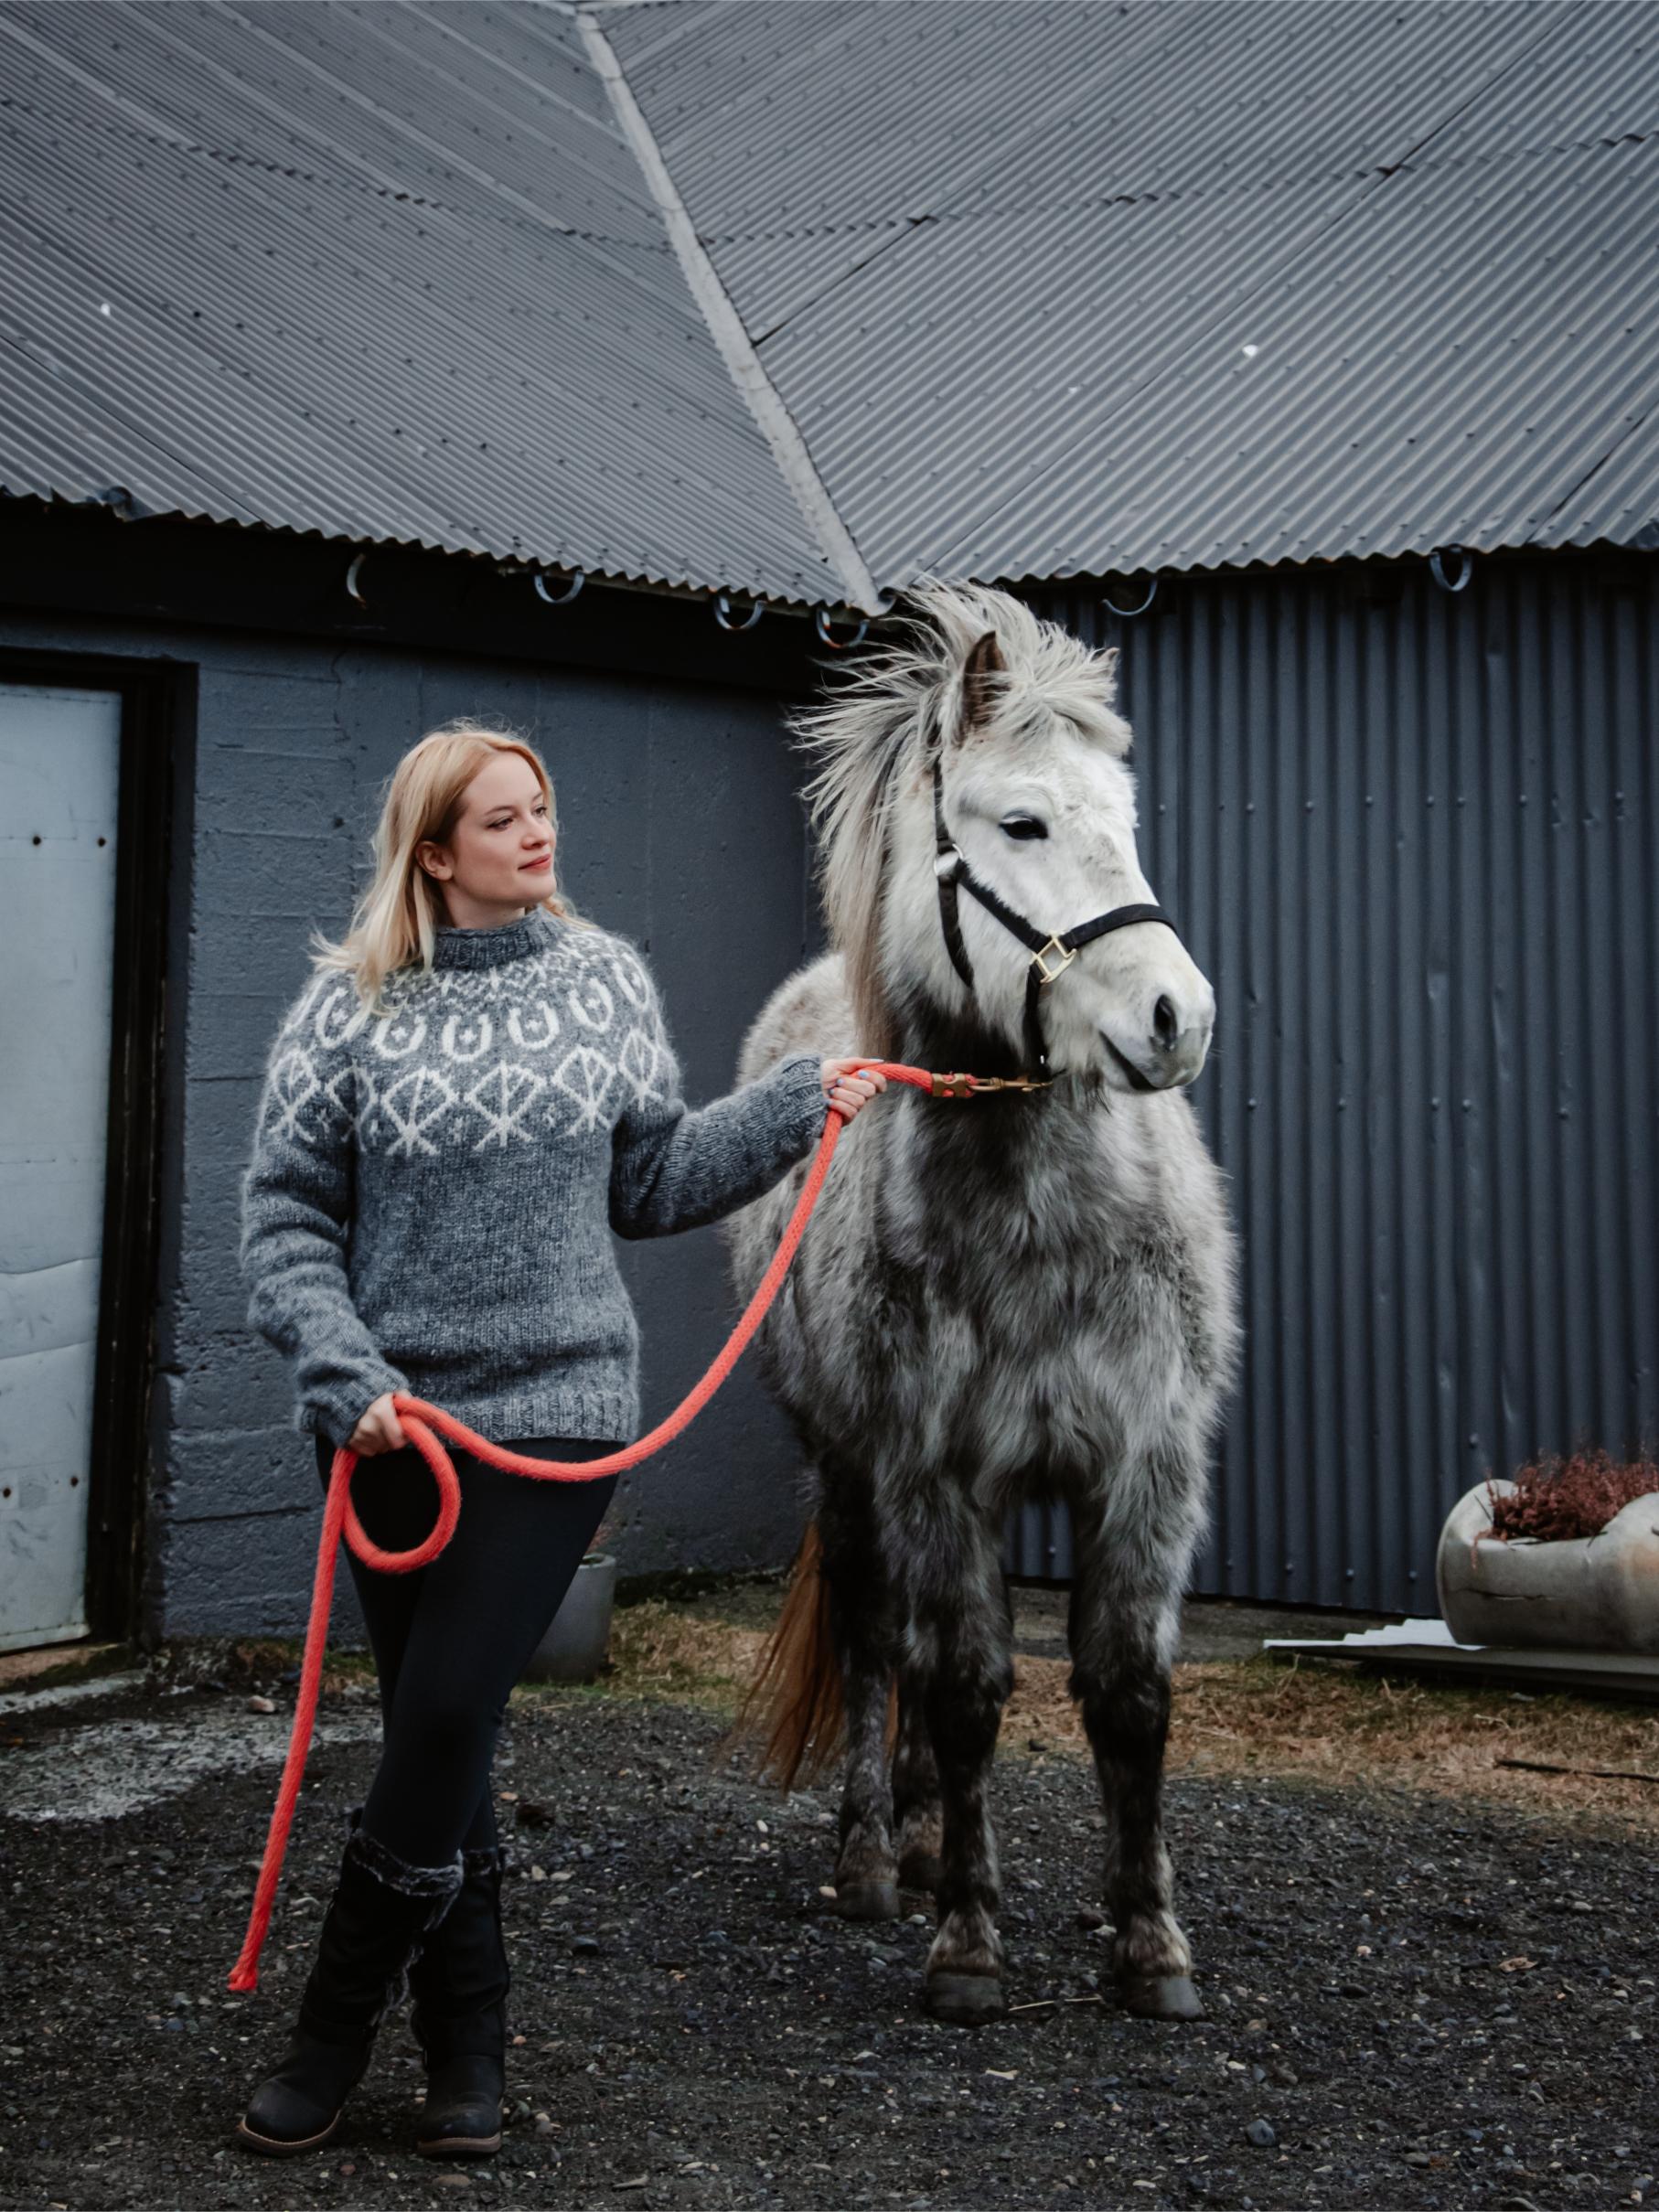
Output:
(1437, 1480), (1659, 1654)
(525, 1552), (616, 1683)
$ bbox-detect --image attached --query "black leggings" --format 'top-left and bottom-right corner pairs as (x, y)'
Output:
(315, 1430), (618, 1867)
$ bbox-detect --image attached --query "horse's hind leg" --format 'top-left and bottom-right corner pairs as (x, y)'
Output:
(819, 1480), (902, 1922)
(892, 1667), (943, 1894)
(912, 1514), (1014, 2025)
(1068, 1494), (1204, 2022)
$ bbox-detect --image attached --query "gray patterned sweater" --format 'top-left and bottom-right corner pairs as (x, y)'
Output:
(240, 906), (827, 1450)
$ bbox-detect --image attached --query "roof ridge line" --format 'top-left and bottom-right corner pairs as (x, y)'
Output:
(574, 6), (882, 615)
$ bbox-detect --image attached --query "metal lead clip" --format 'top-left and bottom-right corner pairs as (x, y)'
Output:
(927, 1071), (1053, 1097)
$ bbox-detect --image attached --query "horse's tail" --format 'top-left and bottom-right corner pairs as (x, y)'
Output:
(729, 1522), (845, 1789)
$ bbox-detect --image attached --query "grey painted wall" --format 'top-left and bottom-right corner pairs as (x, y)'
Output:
(0, 604), (822, 1641)
(1020, 552), (1659, 1612)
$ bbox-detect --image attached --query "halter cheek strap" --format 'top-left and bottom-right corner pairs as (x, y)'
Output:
(931, 755), (1177, 1078)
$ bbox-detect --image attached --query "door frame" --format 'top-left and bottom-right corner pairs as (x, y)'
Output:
(0, 647), (194, 1647)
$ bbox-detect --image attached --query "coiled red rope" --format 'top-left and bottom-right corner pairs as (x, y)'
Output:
(228, 1061), (1007, 1991)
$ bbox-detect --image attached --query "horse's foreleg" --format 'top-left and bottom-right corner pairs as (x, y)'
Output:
(912, 1530), (1013, 2025)
(891, 1667), (943, 1894)
(819, 1485), (902, 1922)
(1068, 1513), (1202, 2022)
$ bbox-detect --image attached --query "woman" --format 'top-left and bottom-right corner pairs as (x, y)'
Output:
(233, 721), (885, 2160)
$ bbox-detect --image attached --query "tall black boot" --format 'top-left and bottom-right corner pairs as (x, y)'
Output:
(407, 1837), (509, 2158)
(235, 1811), (463, 2157)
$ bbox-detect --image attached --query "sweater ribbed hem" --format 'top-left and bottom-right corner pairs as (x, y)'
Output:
(392, 1384), (634, 1448)
(296, 1385), (633, 1451)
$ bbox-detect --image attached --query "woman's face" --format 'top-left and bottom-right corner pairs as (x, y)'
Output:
(418, 753), (555, 927)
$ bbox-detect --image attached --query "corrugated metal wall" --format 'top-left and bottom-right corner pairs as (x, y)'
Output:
(1011, 552), (1659, 1613)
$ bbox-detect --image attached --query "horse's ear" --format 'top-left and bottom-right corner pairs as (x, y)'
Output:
(1098, 645), (1121, 700)
(958, 628), (1007, 738)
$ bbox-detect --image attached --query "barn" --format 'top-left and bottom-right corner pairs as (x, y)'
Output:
(2, 0), (1654, 1653)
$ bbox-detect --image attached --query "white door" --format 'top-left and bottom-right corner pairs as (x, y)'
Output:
(0, 683), (122, 1652)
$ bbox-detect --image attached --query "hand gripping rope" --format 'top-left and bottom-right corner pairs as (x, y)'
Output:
(227, 1061), (1046, 1991)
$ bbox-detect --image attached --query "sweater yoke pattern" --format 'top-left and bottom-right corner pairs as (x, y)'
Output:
(269, 931), (676, 1159)
(240, 907), (828, 1452)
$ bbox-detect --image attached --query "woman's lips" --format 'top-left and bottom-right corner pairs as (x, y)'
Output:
(520, 855), (551, 871)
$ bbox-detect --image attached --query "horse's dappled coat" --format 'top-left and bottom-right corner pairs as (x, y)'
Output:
(724, 580), (1241, 2025)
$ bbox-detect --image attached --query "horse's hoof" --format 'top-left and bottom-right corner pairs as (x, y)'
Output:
(925, 1973), (1007, 2026)
(834, 1879), (901, 1921)
(1121, 1973), (1204, 2021)
(898, 1853), (944, 1894)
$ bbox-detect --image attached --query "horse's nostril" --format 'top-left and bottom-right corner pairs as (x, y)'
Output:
(1153, 995), (1179, 1050)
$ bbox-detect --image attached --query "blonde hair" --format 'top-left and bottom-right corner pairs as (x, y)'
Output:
(309, 721), (590, 1012)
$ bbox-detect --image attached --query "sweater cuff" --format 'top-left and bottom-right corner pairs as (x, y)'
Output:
(770, 1052), (830, 1155)
(301, 1363), (412, 1454)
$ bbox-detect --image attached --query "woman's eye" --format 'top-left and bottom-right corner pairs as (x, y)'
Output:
(1001, 816), (1048, 841)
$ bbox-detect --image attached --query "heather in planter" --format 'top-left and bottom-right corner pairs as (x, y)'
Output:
(1486, 1449), (1659, 1543)
(1437, 1450), (1659, 1654)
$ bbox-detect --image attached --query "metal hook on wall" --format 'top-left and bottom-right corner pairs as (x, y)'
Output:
(1429, 546), (1473, 594)
(813, 605), (869, 650)
(345, 552), (369, 609)
(532, 567), (585, 607)
(1101, 572), (1159, 619)
(714, 591), (764, 633)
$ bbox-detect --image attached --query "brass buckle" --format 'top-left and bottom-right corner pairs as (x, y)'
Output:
(929, 1070), (976, 1098)
(1032, 935), (1076, 986)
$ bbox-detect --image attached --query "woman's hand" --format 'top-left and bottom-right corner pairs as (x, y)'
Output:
(821, 1057), (888, 1121)
(348, 1393), (409, 1457)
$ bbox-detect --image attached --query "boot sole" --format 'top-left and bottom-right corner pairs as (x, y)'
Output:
(416, 2130), (502, 2159)
(234, 2112), (342, 2158)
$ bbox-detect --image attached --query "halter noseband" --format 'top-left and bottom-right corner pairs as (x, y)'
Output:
(931, 754), (1178, 1080)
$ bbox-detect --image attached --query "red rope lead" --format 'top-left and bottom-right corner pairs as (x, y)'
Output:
(229, 1063), (948, 1991)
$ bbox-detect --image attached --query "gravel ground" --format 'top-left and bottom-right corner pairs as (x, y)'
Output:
(3, 1667), (1656, 2212)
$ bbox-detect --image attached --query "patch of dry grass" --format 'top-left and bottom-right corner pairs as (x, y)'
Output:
(606, 1601), (767, 1708)
(601, 1601), (1659, 1834)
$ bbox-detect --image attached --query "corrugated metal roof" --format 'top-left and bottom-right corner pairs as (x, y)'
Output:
(2, 0), (1655, 598)
(612, 0), (1659, 584)
(615, 1), (1578, 229)
(985, 136), (1659, 579)
(0, 0), (846, 604)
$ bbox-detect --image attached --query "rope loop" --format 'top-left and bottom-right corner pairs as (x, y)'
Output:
(1429, 546), (1472, 593)
(714, 591), (764, 632)
(1101, 572), (1159, 619)
(532, 566), (585, 606)
(813, 605), (869, 650)
(226, 1059), (1067, 1993)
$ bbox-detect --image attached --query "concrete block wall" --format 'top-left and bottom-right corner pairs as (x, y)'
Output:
(1, 606), (820, 1641)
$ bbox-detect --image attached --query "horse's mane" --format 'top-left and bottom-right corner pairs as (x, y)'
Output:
(789, 576), (1126, 1053)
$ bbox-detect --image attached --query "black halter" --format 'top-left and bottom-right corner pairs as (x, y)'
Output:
(931, 754), (1178, 1080)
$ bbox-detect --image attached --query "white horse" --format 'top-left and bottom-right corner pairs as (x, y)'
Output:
(724, 580), (1241, 2026)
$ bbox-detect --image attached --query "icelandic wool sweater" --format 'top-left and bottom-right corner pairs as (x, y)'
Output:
(239, 905), (828, 1452)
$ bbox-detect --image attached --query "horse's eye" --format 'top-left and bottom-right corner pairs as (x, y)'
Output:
(1001, 815), (1048, 841)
